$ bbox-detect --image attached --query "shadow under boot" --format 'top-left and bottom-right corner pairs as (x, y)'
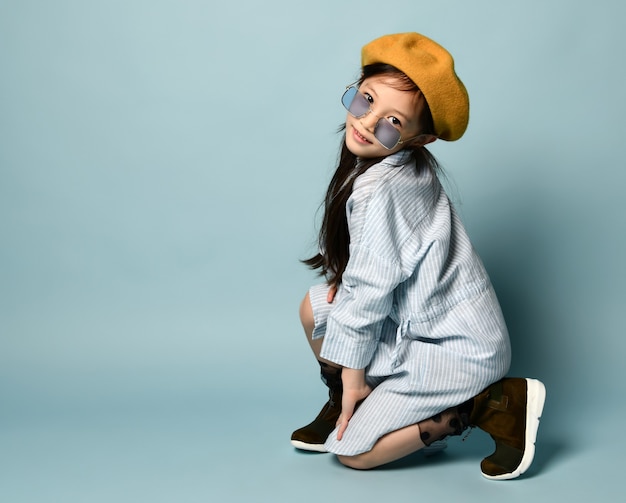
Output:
(291, 363), (342, 452)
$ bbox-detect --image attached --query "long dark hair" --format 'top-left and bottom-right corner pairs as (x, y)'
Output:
(303, 63), (440, 285)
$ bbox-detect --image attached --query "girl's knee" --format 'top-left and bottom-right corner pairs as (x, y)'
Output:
(336, 454), (375, 470)
(299, 292), (315, 334)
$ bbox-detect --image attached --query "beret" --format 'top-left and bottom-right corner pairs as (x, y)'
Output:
(361, 32), (469, 141)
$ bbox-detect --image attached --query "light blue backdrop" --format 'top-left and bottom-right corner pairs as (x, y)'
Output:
(1, 1), (624, 501)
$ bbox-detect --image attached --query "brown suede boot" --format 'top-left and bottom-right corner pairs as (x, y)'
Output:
(470, 377), (546, 480)
(417, 377), (546, 479)
(291, 363), (342, 452)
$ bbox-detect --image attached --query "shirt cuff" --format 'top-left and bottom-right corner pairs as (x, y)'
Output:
(319, 319), (379, 369)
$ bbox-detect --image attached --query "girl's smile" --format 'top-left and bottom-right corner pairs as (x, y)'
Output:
(351, 125), (373, 145)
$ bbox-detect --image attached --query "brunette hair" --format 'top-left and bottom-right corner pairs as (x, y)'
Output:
(303, 63), (440, 285)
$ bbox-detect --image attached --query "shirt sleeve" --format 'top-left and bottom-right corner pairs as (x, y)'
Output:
(319, 165), (426, 369)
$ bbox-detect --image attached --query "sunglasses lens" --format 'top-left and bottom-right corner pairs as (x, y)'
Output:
(342, 87), (369, 117)
(375, 120), (401, 149)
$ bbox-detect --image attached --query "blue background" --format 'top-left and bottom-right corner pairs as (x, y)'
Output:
(1, 0), (624, 501)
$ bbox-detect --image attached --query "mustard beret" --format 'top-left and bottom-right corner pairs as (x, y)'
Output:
(361, 32), (469, 141)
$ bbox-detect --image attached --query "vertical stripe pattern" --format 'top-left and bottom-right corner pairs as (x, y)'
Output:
(309, 150), (511, 456)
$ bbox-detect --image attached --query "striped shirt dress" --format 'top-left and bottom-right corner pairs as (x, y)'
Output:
(309, 150), (511, 456)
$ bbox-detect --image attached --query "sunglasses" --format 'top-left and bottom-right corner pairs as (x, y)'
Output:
(341, 85), (404, 150)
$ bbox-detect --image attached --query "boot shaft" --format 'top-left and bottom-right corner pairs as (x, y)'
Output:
(470, 378), (529, 451)
(319, 362), (342, 406)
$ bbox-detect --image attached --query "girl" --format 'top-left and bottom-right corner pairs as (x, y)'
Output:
(290, 32), (545, 480)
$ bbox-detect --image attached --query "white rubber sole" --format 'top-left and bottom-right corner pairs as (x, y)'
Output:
(482, 378), (546, 480)
(290, 440), (328, 453)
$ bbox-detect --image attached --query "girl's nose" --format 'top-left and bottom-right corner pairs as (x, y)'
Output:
(359, 111), (378, 131)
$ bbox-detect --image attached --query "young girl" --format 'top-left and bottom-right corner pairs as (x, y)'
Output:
(290, 32), (546, 480)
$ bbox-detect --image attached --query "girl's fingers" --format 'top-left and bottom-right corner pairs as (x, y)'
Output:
(337, 417), (348, 440)
(327, 284), (337, 303)
(336, 407), (354, 440)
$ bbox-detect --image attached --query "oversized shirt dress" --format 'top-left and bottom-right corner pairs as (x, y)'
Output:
(309, 149), (511, 456)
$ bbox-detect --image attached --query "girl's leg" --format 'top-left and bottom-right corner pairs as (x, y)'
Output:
(338, 378), (546, 479)
(337, 424), (426, 470)
(299, 292), (339, 368)
(336, 405), (467, 469)
(291, 292), (342, 451)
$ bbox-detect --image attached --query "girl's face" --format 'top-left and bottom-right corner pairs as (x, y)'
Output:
(344, 75), (434, 158)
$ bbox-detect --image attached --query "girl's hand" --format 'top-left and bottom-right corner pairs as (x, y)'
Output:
(336, 368), (371, 441)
